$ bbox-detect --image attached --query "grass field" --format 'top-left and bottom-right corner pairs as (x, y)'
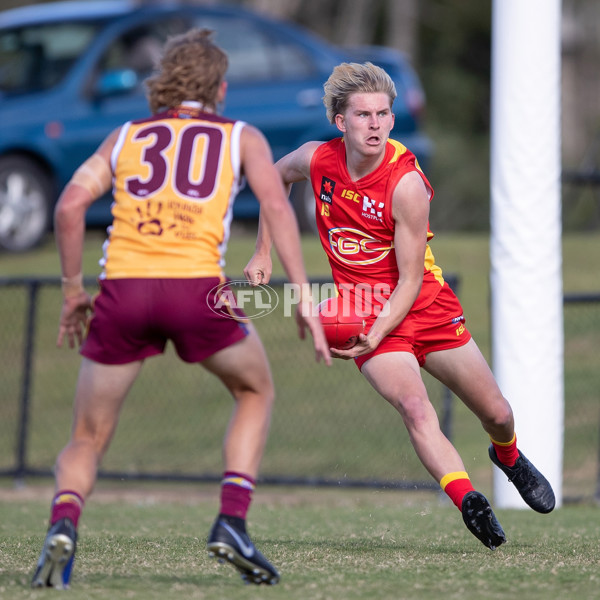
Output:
(1, 481), (599, 600)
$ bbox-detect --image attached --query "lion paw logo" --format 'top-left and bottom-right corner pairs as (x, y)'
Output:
(133, 201), (176, 236)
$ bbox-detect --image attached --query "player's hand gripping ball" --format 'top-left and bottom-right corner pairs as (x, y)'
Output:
(317, 296), (365, 350)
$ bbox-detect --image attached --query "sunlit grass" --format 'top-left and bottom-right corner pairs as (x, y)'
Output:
(1, 484), (599, 600)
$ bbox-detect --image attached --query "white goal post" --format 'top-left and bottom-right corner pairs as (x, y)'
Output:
(490, 0), (564, 508)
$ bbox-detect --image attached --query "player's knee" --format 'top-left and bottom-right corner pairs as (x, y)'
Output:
(395, 393), (434, 431)
(485, 398), (514, 430)
(233, 377), (275, 411)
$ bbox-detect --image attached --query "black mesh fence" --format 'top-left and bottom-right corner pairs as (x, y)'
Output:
(1, 278), (598, 500)
(0, 277), (456, 491)
(561, 294), (600, 502)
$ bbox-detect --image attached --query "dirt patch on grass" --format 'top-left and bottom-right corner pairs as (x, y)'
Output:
(0, 479), (440, 509)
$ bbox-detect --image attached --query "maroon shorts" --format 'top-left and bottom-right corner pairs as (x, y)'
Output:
(355, 282), (472, 370)
(81, 278), (249, 365)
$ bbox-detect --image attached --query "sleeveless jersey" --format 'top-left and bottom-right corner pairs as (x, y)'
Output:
(101, 104), (245, 279)
(310, 137), (444, 312)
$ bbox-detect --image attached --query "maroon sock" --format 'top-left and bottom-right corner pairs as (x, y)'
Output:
(50, 490), (84, 527)
(219, 472), (255, 520)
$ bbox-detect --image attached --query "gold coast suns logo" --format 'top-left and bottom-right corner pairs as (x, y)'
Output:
(328, 227), (393, 265)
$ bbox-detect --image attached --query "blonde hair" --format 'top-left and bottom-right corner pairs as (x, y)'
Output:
(323, 62), (397, 124)
(146, 29), (228, 114)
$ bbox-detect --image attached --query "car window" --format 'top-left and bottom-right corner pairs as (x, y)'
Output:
(97, 19), (189, 85)
(0, 22), (102, 95)
(94, 13), (317, 92)
(190, 16), (316, 82)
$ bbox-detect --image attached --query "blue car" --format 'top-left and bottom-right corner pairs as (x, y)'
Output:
(0, 0), (431, 251)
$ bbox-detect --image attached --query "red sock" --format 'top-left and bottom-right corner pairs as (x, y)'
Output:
(491, 433), (519, 467)
(440, 472), (475, 510)
(219, 472), (255, 520)
(50, 490), (84, 527)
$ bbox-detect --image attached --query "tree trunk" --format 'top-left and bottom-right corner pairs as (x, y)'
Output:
(243, 0), (303, 19)
(384, 0), (419, 61)
(333, 0), (379, 46)
(561, 0), (600, 166)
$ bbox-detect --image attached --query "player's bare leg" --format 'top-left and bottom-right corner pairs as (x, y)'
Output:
(423, 339), (514, 442)
(55, 359), (143, 496)
(424, 339), (555, 513)
(202, 326), (279, 584)
(32, 359), (142, 588)
(361, 351), (466, 481)
(202, 325), (274, 478)
(361, 350), (505, 550)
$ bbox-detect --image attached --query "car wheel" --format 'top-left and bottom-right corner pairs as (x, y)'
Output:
(290, 180), (317, 234)
(0, 156), (53, 252)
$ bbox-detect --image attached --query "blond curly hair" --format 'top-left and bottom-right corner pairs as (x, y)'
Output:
(146, 29), (228, 114)
(323, 62), (397, 124)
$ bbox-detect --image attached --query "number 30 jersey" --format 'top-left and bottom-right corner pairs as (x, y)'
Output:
(102, 104), (245, 279)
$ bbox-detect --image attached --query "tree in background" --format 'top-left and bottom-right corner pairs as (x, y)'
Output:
(243, 0), (599, 230)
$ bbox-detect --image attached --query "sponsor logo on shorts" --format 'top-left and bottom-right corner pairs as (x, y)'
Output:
(452, 314), (466, 336)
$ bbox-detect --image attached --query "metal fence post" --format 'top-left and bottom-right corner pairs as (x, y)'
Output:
(15, 279), (39, 480)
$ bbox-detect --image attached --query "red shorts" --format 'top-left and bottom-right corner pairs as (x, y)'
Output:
(355, 282), (472, 370)
(81, 278), (249, 365)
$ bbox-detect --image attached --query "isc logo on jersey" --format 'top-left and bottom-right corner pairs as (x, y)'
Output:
(328, 227), (393, 265)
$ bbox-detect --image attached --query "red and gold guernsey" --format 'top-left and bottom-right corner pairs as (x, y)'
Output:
(102, 104), (245, 279)
(310, 137), (445, 312)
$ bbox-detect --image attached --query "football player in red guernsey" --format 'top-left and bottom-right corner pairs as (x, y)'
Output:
(245, 61), (555, 551)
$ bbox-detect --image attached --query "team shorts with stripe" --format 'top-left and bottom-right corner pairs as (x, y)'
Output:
(81, 278), (249, 365)
(355, 282), (472, 370)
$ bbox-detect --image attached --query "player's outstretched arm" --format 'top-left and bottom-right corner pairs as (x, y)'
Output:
(54, 129), (118, 348)
(241, 126), (331, 365)
(243, 213), (273, 285)
(243, 141), (321, 286)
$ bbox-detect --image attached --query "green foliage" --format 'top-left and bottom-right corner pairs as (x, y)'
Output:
(418, 1), (493, 230)
(426, 131), (491, 232)
(420, 1), (492, 135)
